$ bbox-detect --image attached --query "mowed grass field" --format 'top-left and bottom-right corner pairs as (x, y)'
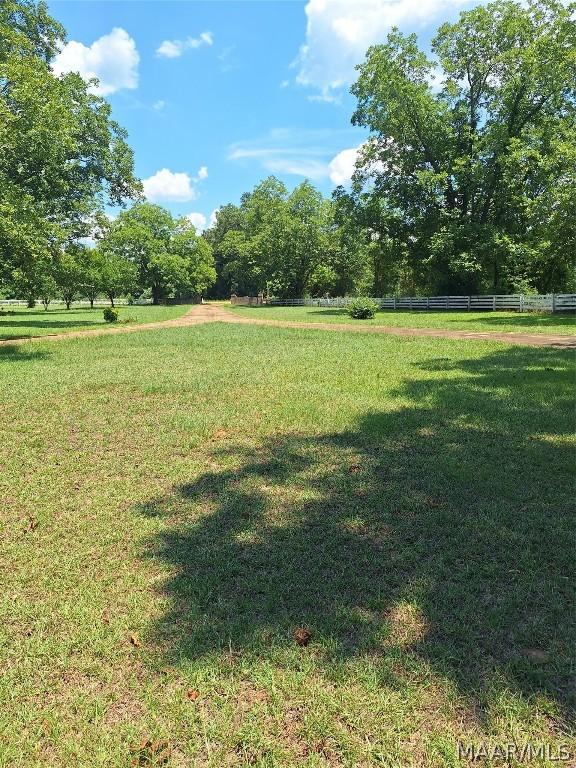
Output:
(228, 304), (576, 335)
(1, 323), (574, 767)
(0, 304), (192, 341)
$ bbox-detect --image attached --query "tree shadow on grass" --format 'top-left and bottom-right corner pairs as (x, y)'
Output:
(0, 344), (51, 361)
(139, 345), (575, 727)
(458, 314), (576, 331)
(0, 318), (102, 331)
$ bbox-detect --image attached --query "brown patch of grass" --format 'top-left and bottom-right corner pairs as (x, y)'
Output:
(383, 602), (430, 648)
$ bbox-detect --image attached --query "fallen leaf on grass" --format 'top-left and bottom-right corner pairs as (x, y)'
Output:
(24, 517), (38, 533)
(293, 627), (312, 647)
(130, 738), (171, 767)
(186, 689), (199, 701)
(129, 633), (141, 648)
(349, 464), (361, 473)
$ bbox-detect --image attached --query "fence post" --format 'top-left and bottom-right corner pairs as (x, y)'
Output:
(393, 297), (396, 310)
(493, 296), (496, 311)
(519, 294), (524, 313)
(426, 297), (429, 310)
(446, 296), (449, 310)
(552, 294), (556, 313)
(467, 296), (471, 311)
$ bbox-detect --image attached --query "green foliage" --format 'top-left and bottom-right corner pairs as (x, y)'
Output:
(346, 297), (380, 319)
(95, 247), (138, 307)
(0, 0), (141, 296)
(102, 306), (119, 323)
(203, 204), (246, 298)
(347, 0), (576, 294)
(98, 203), (216, 303)
(204, 177), (351, 299)
(53, 244), (87, 309)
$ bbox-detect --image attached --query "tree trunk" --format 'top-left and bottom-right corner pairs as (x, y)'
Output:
(65, 298), (71, 310)
(108, 294), (115, 308)
(89, 297), (94, 309)
(151, 284), (161, 305)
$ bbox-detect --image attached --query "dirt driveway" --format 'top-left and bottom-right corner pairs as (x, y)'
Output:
(1, 302), (574, 348)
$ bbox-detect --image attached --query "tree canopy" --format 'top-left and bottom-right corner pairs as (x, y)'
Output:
(0, 0), (141, 297)
(1, 0), (574, 305)
(344, 0), (576, 294)
(97, 203), (216, 304)
(205, 178), (355, 299)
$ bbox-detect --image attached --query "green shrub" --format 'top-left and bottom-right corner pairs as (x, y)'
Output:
(103, 306), (119, 323)
(346, 297), (380, 319)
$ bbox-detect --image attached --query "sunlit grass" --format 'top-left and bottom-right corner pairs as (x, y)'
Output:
(0, 303), (192, 341)
(227, 304), (576, 335)
(1, 322), (574, 766)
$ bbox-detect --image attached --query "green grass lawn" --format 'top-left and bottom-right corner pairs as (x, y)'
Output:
(1, 323), (574, 766)
(227, 304), (576, 335)
(0, 304), (192, 341)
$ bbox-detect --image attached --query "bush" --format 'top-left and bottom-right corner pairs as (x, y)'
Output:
(103, 306), (119, 323)
(346, 297), (380, 319)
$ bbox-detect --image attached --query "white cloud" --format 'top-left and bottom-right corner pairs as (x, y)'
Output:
(229, 142), (329, 179)
(142, 165), (208, 202)
(143, 169), (196, 202)
(52, 28), (139, 96)
(228, 128), (366, 184)
(153, 99), (166, 111)
(186, 212), (207, 231)
(295, 0), (469, 101)
(329, 146), (361, 185)
(209, 209), (219, 228)
(192, 32), (214, 47)
(156, 31), (213, 58)
(156, 40), (181, 59)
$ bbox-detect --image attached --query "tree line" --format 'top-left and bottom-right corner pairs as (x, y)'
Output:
(1, 0), (574, 306)
(0, 1), (214, 308)
(204, 0), (575, 299)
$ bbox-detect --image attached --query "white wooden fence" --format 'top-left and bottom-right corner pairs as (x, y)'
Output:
(0, 298), (152, 308)
(266, 294), (576, 313)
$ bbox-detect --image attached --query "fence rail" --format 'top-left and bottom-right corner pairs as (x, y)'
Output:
(263, 294), (576, 313)
(0, 298), (152, 308)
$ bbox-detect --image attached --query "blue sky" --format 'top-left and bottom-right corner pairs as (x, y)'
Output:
(48, 0), (475, 230)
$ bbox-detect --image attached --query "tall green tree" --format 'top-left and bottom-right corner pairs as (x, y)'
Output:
(94, 248), (137, 307)
(171, 219), (217, 299)
(54, 244), (89, 309)
(211, 177), (342, 299)
(98, 203), (215, 303)
(0, 0), (141, 294)
(100, 204), (174, 304)
(349, 0), (576, 293)
(203, 204), (246, 298)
